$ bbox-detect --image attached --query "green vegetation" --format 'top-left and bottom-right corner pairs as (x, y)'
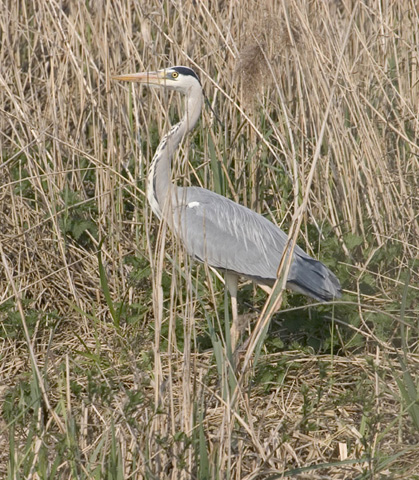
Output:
(0, 1), (418, 478)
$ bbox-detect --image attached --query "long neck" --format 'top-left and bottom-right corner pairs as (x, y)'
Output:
(147, 85), (203, 219)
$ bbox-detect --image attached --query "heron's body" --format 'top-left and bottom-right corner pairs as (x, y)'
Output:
(114, 65), (341, 347)
(173, 186), (339, 302)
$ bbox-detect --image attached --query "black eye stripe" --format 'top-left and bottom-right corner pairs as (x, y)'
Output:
(171, 66), (201, 84)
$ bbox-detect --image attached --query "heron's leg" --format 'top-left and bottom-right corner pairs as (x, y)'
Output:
(225, 271), (239, 350)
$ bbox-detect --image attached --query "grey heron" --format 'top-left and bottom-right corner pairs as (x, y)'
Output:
(113, 66), (341, 348)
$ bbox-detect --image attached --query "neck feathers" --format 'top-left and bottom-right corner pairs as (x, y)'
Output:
(147, 84), (203, 218)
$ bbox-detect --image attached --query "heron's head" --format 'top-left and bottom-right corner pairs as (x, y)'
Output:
(113, 66), (201, 95)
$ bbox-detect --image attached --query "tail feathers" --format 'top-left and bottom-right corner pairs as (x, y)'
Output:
(288, 256), (342, 302)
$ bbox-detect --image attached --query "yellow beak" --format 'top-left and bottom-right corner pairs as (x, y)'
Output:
(112, 71), (163, 84)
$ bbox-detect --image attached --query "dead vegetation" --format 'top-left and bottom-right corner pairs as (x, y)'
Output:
(0, 0), (418, 478)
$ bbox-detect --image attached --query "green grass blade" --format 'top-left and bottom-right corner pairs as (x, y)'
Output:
(97, 239), (119, 328)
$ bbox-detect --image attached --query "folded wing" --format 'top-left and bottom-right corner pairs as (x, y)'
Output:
(172, 187), (341, 301)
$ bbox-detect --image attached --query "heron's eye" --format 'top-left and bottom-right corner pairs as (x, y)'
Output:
(171, 71), (179, 79)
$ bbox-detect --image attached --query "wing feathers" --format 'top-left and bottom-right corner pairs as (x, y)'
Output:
(172, 187), (341, 301)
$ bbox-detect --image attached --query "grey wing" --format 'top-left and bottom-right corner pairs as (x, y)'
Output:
(173, 187), (290, 281)
(173, 187), (342, 302)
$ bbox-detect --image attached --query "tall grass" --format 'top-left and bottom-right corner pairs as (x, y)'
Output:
(0, 0), (418, 478)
